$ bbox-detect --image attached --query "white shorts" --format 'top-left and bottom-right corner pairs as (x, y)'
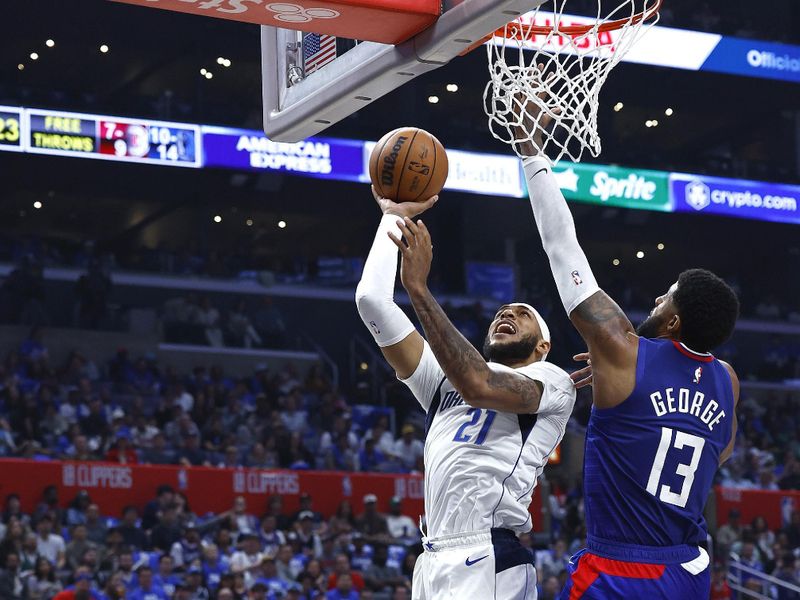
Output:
(412, 528), (538, 600)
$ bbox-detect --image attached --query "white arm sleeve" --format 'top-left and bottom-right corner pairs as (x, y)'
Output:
(515, 361), (577, 417)
(398, 341), (445, 412)
(523, 156), (601, 316)
(355, 214), (417, 347)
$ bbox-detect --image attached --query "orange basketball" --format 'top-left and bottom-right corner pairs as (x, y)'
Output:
(369, 127), (449, 203)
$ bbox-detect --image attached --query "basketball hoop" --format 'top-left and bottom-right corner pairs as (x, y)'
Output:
(484, 0), (663, 163)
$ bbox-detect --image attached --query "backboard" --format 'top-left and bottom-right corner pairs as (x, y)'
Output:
(262, 0), (547, 142)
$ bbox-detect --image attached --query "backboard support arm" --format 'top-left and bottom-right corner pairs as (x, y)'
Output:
(262, 0), (546, 142)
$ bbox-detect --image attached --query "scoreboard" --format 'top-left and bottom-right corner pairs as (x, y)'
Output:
(24, 108), (200, 167)
(0, 107), (24, 153)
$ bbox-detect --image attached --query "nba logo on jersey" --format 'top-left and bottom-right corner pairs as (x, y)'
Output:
(693, 366), (703, 384)
(571, 270), (583, 285)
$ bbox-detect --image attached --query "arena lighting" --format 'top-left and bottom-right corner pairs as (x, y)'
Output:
(217, 57), (225, 65)
(665, 108), (674, 116)
(278, 220), (287, 229)
(657, 242), (665, 250)
(428, 95), (439, 104)
(33, 201), (42, 209)
(213, 215), (222, 223)
(224, 59), (231, 67)
(246, 218), (254, 227)
(613, 102), (624, 112)
(360, 362), (369, 371)
(45, 39), (55, 48)
(636, 251), (645, 259)
(446, 83), (459, 92)
(205, 72), (213, 80)
(17, 64), (24, 71)
(100, 44), (109, 54)
(30, 52), (39, 61)
(612, 258), (620, 266)
(200, 68), (207, 76)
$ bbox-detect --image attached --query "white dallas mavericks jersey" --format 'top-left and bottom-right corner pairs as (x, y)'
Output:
(401, 342), (576, 539)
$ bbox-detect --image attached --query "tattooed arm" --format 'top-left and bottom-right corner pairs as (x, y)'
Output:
(388, 217), (543, 414)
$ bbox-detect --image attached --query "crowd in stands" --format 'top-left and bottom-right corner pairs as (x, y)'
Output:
(0, 485), (423, 600)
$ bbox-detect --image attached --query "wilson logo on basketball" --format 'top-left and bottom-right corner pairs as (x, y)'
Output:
(266, 3), (340, 23)
(381, 136), (409, 187)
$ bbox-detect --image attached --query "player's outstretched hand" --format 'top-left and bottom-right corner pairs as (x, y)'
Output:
(372, 185), (438, 219)
(388, 216), (433, 295)
(571, 352), (593, 389)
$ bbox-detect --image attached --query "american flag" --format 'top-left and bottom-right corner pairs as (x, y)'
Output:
(303, 32), (337, 76)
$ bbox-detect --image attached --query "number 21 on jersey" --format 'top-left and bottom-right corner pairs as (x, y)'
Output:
(646, 426), (705, 508)
(453, 409), (496, 445)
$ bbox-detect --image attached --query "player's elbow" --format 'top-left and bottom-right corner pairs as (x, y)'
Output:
(355, 284), (377, 317)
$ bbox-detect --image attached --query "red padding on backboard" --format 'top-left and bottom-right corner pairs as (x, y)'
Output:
(110, 0), (441, 45)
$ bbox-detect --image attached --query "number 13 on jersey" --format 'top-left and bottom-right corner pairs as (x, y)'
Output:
(646, 427), (705, 508)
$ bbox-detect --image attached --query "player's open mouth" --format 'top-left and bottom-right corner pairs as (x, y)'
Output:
(494, 321), (516, 335)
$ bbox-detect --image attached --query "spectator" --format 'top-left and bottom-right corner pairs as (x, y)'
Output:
(142, 485), (175, 530)
(2, 495), (29, 527)
(266, 496), (291, 532)
(291, 493), (323, 528)
(176, 433), (207, 467)
(26, 555), (63, 599)
(150, 507), (182, 553)
(20, 532), (40, 572)
(294, 513), (323, 558)
(363, 544), (405, 594)
(716, 509), (743, 558)
(36, 515), (66, 569)
(393, 425), (423, 472)
(201, 544), (229, 592)
(170, 524), (202, 570)
(328, 501), (356, 537)
(359, 438), (387, 473)
(733, 541), (764, 586)
(326, 572), (358, 600)
(128, 565), (167, 600)
(252, 297), (287, 348)
(65, 524), (96, 571)
(0, 518), (25, 565)
(0, 551), (24, 599)
(195, 297), (224, 348)
(355, 495), (389, 541)
(117, 507), (148, 551)
(771, 552), (800, 600)
(326, 554), (364, 593)
(153, 555), (180, 597)
(227, 497), (259, 537)
(66, 491), (92, 527)
(363, 415), (395, 461)
(33, 486), (63, 526)
(83, 505), (107, 546)
(230, 534), (266, 588)
(348, 535), (372, 573)
(140, 433), (176, 466)
(710, 564), (731, 600)
(227, 300), (263, 349)
(258, 515), (286, 558)
(184, 565), (209, 600)
(116, 549), (138, 590)
(385, 498), (418, 543)
(105, 429), (138, 464)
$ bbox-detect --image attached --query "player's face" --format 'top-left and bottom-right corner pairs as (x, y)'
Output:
(636, 281), (679, 339)
(483, 304), (542, 364)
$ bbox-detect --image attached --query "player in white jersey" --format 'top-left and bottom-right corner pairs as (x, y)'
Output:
(355, 188), (576, 599)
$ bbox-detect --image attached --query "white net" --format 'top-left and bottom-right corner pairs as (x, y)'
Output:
(484, 0), (662, 163)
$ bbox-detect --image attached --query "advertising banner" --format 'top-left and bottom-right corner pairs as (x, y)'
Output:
(550, 162), (672, 212)
(0, 459), (543, 532)
(671, 172), (800, 225)
(202, 126), (364, 182)
(716, 486), (800, 531)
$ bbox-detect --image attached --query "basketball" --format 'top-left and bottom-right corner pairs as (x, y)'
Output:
(369, 127), (449, 203)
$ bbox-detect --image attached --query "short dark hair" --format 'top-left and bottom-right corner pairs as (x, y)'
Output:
(673, 269), (739, 352)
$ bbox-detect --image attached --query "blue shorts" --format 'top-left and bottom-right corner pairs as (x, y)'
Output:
(558, 549), (711, 600)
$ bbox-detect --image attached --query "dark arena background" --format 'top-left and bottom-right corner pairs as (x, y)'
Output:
(1, 1), (800, 599)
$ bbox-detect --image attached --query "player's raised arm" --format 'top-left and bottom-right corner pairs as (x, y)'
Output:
(389, 217), (544, 414)
(515, 98), (638, 406)
(354, 187), (437, 379)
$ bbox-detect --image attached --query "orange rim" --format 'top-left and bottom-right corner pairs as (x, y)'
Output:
(523, 0), (663, 36)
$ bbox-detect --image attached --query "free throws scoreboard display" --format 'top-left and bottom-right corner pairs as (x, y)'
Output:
(25, 108), (201, 167)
